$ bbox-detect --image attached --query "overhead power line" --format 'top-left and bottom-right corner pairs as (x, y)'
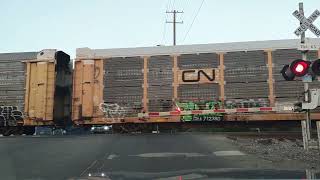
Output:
(161, 21), (167, 45)
(172, 0), (177, 10)
(182, 0), (205, 42)
(161, 0), (172, 45)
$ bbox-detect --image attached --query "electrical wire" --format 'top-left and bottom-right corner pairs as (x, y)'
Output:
(172, 0), (176, 10)
(161, 22), (167, 45)
(161, 0), (172, 45)
(182, 0), (205, 42)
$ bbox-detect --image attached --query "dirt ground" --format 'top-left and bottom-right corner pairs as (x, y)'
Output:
(228, 135), (320, 170)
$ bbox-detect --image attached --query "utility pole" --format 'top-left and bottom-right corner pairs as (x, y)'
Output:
(299, 2), (312, 150)
(166, 10), (183, 46)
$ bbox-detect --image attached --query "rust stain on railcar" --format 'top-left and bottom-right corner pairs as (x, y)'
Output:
(73, 113), (320, 124)
(82, 60), (94, 117)
(93, 59), (104, 117)
(72, 60), (84, 120)
(74, 116), (181, 125)
(224, 113), (320, 121)
(23, 118), (55, 126)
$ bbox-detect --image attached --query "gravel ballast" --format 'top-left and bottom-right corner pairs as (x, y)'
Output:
(229, 136), (320, 169)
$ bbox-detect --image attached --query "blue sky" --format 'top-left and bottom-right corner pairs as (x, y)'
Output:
(0, 0), (320, 57)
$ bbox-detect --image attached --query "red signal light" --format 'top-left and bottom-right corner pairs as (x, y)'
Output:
(281, 59), (320, 81)
(290, 59), (310, 77)
(175, 107), (181, 112)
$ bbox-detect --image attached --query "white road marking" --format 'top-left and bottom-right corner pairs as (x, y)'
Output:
(105, 151), (245, 160)
(79, 159), (98, 177)
(30, 135), (42, 138)
(213, 150), (245, 156)
(132, 152), (206, 158)
(156, 173), (205, 180)
(107, 154), (118, 160)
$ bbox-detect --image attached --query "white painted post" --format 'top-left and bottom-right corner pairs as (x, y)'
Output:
(302, 120), (309, 150)
(317, 121), (320, 151)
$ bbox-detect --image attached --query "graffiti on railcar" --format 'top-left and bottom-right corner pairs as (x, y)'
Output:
(224, 98), (269, 109)
(175, 101), (223, 122)
(99, 103), (128, 120)
(0, 106), (23, 126)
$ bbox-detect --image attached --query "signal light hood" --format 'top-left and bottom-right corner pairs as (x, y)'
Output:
(281, 64), (295, 81)
(311, 59), (320, 76)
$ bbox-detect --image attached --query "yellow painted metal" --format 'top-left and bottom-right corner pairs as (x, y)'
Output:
(82, 60), (94, 117)
(93, 59), (104, 117)
(35, 62), (48, 119)
(143, 57), (149, 112)
(266, 50), (275, 107)
(219, 53), (225, 105)
(28, 63), (37, 118)
(24, 61), (55, 121)
(46, 63), (55, 120)
(72, 59), (104, 120)
(72, 61), (84, 120)
(24, 63), (31, 114)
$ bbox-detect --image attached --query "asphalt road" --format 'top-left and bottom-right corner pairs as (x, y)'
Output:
(0, 133), (317, 180)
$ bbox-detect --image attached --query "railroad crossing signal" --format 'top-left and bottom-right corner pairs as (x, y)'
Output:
(291, 2), (320, 152)
(281, 59), (320, 81)
(293, 9), (320, 37)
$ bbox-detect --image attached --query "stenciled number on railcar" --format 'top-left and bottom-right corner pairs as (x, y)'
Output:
(192, 115), (222, 122)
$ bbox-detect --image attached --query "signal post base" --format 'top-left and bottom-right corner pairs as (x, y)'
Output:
(301, 120), (320, 151)
(301, 120), (309, 150)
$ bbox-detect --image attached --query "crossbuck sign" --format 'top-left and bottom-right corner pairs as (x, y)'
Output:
(293, 9), (320, 37)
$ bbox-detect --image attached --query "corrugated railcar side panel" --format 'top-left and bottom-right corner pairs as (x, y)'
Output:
(177, 53), (220, 102)
(103, 57), (143, 117)
(0, 52), (37, 111)
(148, 55), (173, 112)
(224, 51), (270, 108)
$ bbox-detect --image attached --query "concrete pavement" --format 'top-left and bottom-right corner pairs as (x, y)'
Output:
(0, 133), (317, 179)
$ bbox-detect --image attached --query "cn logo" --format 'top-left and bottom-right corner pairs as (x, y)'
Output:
(182, 69), (215, 82)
